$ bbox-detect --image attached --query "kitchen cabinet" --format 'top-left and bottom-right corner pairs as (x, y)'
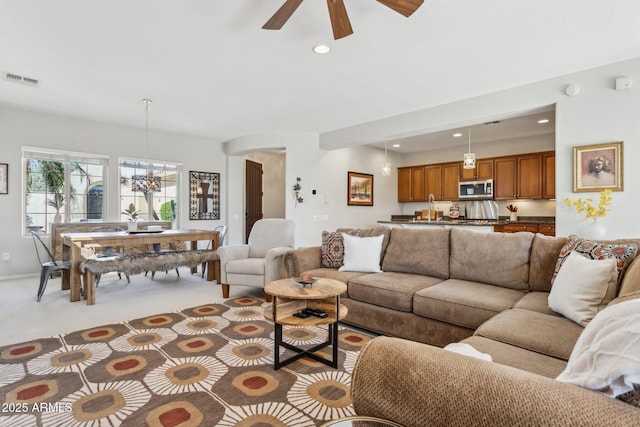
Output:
(494, 153), (544, 200)
(498, 222), (555, 236)
(398, 166), (426, 202)
(542, 152), (556, 199)
(461, 158), (494, 181)
(441, 162), (460, 201)
(424, 165), (442, 201)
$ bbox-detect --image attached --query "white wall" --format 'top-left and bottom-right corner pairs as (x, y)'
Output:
(0, 107), (225, 278)
(322, 57), (640, 239)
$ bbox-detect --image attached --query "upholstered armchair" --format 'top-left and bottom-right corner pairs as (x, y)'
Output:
(218, 219), (295, 301)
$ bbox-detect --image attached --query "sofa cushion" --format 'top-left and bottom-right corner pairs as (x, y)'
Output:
(552, 235), (638, 291)
(413, 279), (525, 329)
(301, 267), (368, 286)
(321, 229), (358, 268)
(556, 297), (640, 399)
(548, 251), (617, 326)
(529, 234), (568, 292)
(348, 272), (443, 312)
(381, 228), (450, 278)
(337, 226), (391, 262)
(339, 234), (384, 273)
(474, 308), (583, 361)
(449, 229), (534, 290)
(460, 336), (568, 379)
(513, 291), (560, 316)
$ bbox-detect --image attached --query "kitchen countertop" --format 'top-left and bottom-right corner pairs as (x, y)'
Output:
(381, 216), (555, 226)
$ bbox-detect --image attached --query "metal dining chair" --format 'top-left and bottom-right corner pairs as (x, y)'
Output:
(201, 225), (227, 278)
(31, 230), (72, 302)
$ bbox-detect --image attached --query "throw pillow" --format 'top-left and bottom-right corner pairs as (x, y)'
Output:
(548, 251), (617, 326)
(556, 297), (640, 400)
(551, 234), (638, 300)
(321, 230), (359, 268)
(338, 234), (384, 273)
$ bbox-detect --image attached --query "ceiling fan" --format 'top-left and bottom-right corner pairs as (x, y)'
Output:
(263, 0), (424, 40)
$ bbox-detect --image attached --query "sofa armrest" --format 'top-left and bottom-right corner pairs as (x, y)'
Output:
(283, 246), (322, 278)
(264, 246), (292, 283)
(352, 336), (639, 427)
(217, 244), (250, 283)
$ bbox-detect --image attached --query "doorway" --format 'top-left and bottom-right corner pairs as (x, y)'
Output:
(245, 159), (263, 243)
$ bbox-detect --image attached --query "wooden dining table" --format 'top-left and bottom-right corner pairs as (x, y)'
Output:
(61, 229), (220, 302)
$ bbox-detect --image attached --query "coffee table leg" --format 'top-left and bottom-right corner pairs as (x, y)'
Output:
(274, 322), (283, 369)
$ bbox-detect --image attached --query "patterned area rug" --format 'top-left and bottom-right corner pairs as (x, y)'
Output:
(0, 296), (372, 426)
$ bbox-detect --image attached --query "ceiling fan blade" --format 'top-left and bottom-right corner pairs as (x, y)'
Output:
(326, 0), (353, 40)
(263, 0), (304, 30)
(376, 0), (424, 17)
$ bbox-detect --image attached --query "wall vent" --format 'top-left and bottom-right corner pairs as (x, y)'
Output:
(2, 71), (40, 87)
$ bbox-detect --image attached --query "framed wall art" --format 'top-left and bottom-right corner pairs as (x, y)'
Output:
(189, 171), (220, 219)
(573, 141), (623, 192)
(0, 163), (7, 195)
(347, 171), (373, 206)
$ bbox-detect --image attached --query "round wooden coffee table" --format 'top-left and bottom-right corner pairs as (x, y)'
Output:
(265, 277), (348, 369)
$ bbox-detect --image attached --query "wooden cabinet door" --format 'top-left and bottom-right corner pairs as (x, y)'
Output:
(424, 165), (442, 201)
(542, 152), (555, 199)
(517, 154), (542, 199)
(538, 224), (556, 236)
(503, 223), (539, 233)
(398, 167), (412, 202)
(461, 158), (493, 181)
(441, 162), (460, 201)
(411, 167), (426, 202)
(494, 157), (517, 200)
(477, 159), (494, 180)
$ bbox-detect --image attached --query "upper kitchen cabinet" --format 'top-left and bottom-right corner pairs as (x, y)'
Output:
(494, 152), (553, 200)
(398, 166), (427, 202)
(424, 164), (442, 201)
(441, 162), (460, 201)
(461, 158), (494, 181)
(542, 152), (556, 199)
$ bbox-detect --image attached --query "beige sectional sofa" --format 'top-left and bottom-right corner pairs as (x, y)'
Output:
(284, 226), (640, 424)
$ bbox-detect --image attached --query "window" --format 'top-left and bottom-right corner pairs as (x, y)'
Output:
(23, 147), (109, 234)
(119, 159), (181, 227)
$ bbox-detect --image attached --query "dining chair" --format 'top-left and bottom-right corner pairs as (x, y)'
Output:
(145, 225), (183, 279)
(201, 225), (227, 278)
(88, 226), (130, 285)
(31, 230), (72, 302)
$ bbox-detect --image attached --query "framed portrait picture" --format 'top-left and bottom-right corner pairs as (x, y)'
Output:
(347, 171), (373, 206)
(573, 141), (623, 192)
(189, 171), (221, 219)
(0, 163), (7, 195)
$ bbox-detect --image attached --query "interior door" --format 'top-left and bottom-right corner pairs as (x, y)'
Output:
(245, 159), (263, 243)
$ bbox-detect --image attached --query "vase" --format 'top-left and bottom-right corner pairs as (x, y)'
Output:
(127, 221), (138, 231)
(582, 218), (607, 240)
(509, 212), (518, 222)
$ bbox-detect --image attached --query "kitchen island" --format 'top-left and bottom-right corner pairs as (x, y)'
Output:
(379, 216), (555, 235)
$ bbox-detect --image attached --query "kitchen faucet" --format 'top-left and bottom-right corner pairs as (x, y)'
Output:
(427, 193), (435, 222)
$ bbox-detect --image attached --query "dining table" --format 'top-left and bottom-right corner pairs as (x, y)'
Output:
(61, 228), (220, 302)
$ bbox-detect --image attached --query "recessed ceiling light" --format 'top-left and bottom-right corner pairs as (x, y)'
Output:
(453, 133), (462, 137)
(392, 144), (400, 148)
(537, 119), (550, 124)
(312, 44), (330, 54)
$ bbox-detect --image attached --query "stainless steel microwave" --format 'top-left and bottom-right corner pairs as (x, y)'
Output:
(458, 179), (494, 199)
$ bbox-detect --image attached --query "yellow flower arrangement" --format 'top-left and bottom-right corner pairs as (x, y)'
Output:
(563, 189), (612, 221)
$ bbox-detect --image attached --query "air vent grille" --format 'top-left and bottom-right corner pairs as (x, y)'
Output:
(2, 71), (39, 87)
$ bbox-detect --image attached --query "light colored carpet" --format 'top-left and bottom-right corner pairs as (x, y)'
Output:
(0, 268), (262, 347)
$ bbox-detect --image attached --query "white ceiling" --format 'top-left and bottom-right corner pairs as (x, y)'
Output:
(1, 1), (639, 149)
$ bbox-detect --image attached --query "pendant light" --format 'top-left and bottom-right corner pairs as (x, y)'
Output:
(131, 99), (161, 193)
(381, 143), (391, 176)
(463, 127), (476, 169)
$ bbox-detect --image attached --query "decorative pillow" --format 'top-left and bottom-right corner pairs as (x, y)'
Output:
(556, 297), (640, 400)
(552, 235), (638, 298)
(338, 234), (384, 273)
(321, 230), (359, 268)
(548, 251), (617, 326)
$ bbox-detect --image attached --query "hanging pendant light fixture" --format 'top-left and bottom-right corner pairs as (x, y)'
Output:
(381, 143), (391, 176)
(131, 98), (161, 193)
(463, 127), (476, 169)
